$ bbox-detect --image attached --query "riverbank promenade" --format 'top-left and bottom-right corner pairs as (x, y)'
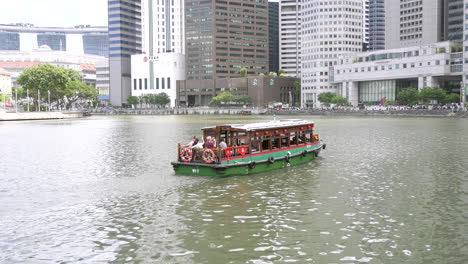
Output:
(91, 105), (468, 118)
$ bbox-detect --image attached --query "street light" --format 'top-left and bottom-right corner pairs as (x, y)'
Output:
(27, 89), (29, 112)
(38, 90), (40, 112)
(15, 87), (18, 113)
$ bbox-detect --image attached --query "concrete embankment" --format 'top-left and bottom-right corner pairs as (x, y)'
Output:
(92, 107), (468, 118)
(0, 111), (82, 121)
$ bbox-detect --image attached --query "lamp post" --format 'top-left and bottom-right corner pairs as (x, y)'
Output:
(461, 81), (465, 105)
(27, 89), (29, 112)
(15, 87), (18, 113)
(38, 90), (40, 112)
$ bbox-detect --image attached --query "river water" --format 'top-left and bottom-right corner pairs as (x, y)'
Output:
(1, 115), (467, 264)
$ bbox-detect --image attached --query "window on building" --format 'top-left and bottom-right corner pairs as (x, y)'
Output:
(144, 78), (148, 90)
(133, 79), (137, 90)
(167, 77), (171, 89)
(156, 78), (159, 89)
(162, 78), (165, 89)
(139, 79), (142, 90)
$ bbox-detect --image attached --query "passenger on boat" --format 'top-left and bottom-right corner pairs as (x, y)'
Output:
(187, 136), (199, 147)
(219, 140), (227, 149)
(192, 137), (204, 148)
(205, 136), (214, 149)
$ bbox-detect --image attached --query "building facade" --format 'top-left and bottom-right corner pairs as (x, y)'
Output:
(385, 0), (445, 49)
(333, 41), (463, 105)
(108, 0), (143, 106)
(0, 68), (12, 97)
(368, 0), (385, 51)
(176, 76), (299, 107)
(0, 24), (108, 57)
(301, 0), (364, 107)
(269, 1), (279, 74)
(131, 53), (185, 107)
(0, 46), (106, 88)
(279, 0), (301, 76)
(446, 0), (464, 41)
(462, 0), (468, 103)
(96, 60), (110, 102)
(130, 0), (186, 107)
(185, 0), (269, 80)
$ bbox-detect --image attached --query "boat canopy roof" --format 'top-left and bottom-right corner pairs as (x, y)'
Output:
(202, 119), (314, 132)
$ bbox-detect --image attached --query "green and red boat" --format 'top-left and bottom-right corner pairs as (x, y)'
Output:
(171, 119), (326, 177)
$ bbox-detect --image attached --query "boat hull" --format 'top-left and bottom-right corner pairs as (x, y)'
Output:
(171, 141), (325, 177)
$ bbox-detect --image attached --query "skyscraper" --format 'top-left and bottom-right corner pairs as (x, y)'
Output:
(301, 0), (364, 107)
(279, 0), (301, 77)
(446, 0), (464, 41)
(130, 0), (185, 107)
(385, 0), (445, 49)
(368, 0), (385, 50)
(269, 1), (279, 74)
(185, 0), (269, 80)
(108, 0), (143, 106)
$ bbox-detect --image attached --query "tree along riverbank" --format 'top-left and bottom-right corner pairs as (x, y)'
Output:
(91, 107), (468, 118)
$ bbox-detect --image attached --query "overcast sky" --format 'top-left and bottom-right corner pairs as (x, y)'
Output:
(0, 0), (108, 27)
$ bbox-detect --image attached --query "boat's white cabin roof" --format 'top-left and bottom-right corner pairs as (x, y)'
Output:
(203, 119), (314, 131)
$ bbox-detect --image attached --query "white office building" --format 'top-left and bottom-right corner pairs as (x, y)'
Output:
(332, 41), (463, 106)
(131, 0), (185, 107)
(279, 0), (301, 77)
(301, 0), (364, 107)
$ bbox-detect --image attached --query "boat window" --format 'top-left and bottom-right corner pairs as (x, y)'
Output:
(290, 132), (298, 145)
(261, 136), (270, 151)
(251, 137), (260, 152)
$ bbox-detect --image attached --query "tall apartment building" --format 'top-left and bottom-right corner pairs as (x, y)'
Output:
(279, 0), (301, 76)
(269, 1), (279, 74)
(301, 0), (364, 107)
(131, 0), (185, 107)
(108, 0), (143, 106)
(185, 0), (269, 80)
(368, 0), (385, 50)
(0, 24), (108, 57)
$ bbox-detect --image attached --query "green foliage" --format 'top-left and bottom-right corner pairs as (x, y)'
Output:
(443, 93), (460, 104)
(0, 94), (10, 102)
(12, 87), (26, 98)
(419, 87), (446, 103)
(240, 67), (248, 77)
(397, 88), (419, 105)
(331, 96), (349, 106)
(127, 96), (139, 106)
(278, 69), (286, 76)
(451, 45), (463, 52)
(210, 92), (251, 106)
(16, 64), (86, 109)
(268, 72), (277, 77)
(436, 48), (446, 54)
(318, 92), (337, 105)
(293, 81), (301, 104)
